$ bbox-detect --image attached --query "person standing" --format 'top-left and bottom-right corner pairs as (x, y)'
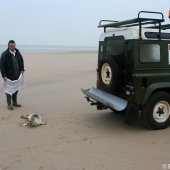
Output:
(0, 40), (25, 110)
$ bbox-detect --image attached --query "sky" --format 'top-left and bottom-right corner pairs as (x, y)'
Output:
(0, 0), (169, 47)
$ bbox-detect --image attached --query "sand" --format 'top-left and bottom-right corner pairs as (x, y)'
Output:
(0, 51), (170, 170)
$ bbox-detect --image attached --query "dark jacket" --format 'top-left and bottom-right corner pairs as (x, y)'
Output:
(0, 48), (25, 80)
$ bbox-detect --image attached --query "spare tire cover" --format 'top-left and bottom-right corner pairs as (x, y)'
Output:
(98, 55), (120, 93)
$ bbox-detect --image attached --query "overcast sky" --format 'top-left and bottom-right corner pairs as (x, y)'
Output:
(0, 0), (169, 46)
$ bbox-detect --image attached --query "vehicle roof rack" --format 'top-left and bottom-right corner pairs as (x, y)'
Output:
(147, 24), (170, 30)
(98, 11), (165, 39)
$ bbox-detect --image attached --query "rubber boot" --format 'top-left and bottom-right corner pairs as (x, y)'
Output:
(6, 94), (14, 110)
(12, 92), (21, 107)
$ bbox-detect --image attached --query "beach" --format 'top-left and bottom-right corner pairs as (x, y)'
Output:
(0, 51), (170, 170)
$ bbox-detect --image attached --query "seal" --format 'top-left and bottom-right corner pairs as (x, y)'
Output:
(21, 113), (46, 127)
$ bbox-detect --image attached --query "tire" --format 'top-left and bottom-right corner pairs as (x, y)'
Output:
(98, 56), (120, 93)
(142, 92), (170, 130)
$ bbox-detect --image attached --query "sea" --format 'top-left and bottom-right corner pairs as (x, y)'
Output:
(0, 45), (98, 53)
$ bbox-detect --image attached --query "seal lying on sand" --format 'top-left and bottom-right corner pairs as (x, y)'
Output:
(21, 113), (46, 127)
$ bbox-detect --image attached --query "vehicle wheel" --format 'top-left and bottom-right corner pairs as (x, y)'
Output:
(142, 92), (170, 130)
(98, 56), (120, 93)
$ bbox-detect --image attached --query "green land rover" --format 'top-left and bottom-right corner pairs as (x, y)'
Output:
(82, 11), (170, 130)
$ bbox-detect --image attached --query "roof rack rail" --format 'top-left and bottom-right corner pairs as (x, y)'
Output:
(147, 24), (170, 30)
(98, 20), (118, 27)
(98, 11), (165, 39)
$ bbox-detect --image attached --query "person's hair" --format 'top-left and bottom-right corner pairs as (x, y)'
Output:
(8, 40), (15, 46)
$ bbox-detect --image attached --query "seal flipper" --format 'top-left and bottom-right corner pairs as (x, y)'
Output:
(22, 121), (29, 127)
(21, 115), (29, 119)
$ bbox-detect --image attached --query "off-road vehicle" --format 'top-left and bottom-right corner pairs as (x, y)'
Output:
(82, 11), (170, 130)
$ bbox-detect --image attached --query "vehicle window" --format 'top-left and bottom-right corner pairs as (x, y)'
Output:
(105, 38), (125, 56)
(140, 44), (160, 63)
(99, 44), (104, 61)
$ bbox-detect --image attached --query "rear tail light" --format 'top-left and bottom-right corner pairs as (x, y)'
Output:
(131, 91), (136, 96)
(126, 85), (135, 96)
(96, 69), (99, 88)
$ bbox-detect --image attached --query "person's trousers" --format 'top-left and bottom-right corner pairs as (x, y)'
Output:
(6, 91), (18, 106)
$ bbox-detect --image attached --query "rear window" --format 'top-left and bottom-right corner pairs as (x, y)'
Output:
(105, 36), (125, 57)
(98, 44), (104, 61)
(140, 44), (160, 63)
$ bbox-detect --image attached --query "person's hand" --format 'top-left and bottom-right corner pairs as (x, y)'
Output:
(3, 77), (7, 81)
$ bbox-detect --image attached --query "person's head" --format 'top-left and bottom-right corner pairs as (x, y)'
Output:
(8, 40), (16, 52)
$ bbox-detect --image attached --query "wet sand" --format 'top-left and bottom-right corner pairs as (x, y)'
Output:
(0, 51), (170, 170)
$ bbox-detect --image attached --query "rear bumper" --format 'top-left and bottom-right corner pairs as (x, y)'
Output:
(81, 87), (128, 111)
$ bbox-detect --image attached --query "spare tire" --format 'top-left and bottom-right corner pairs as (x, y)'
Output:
(98, 55), (120, 93)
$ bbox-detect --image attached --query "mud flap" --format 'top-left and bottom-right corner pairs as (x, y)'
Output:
(124, 102), (139, 125)
(81, 87), (128, 111)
